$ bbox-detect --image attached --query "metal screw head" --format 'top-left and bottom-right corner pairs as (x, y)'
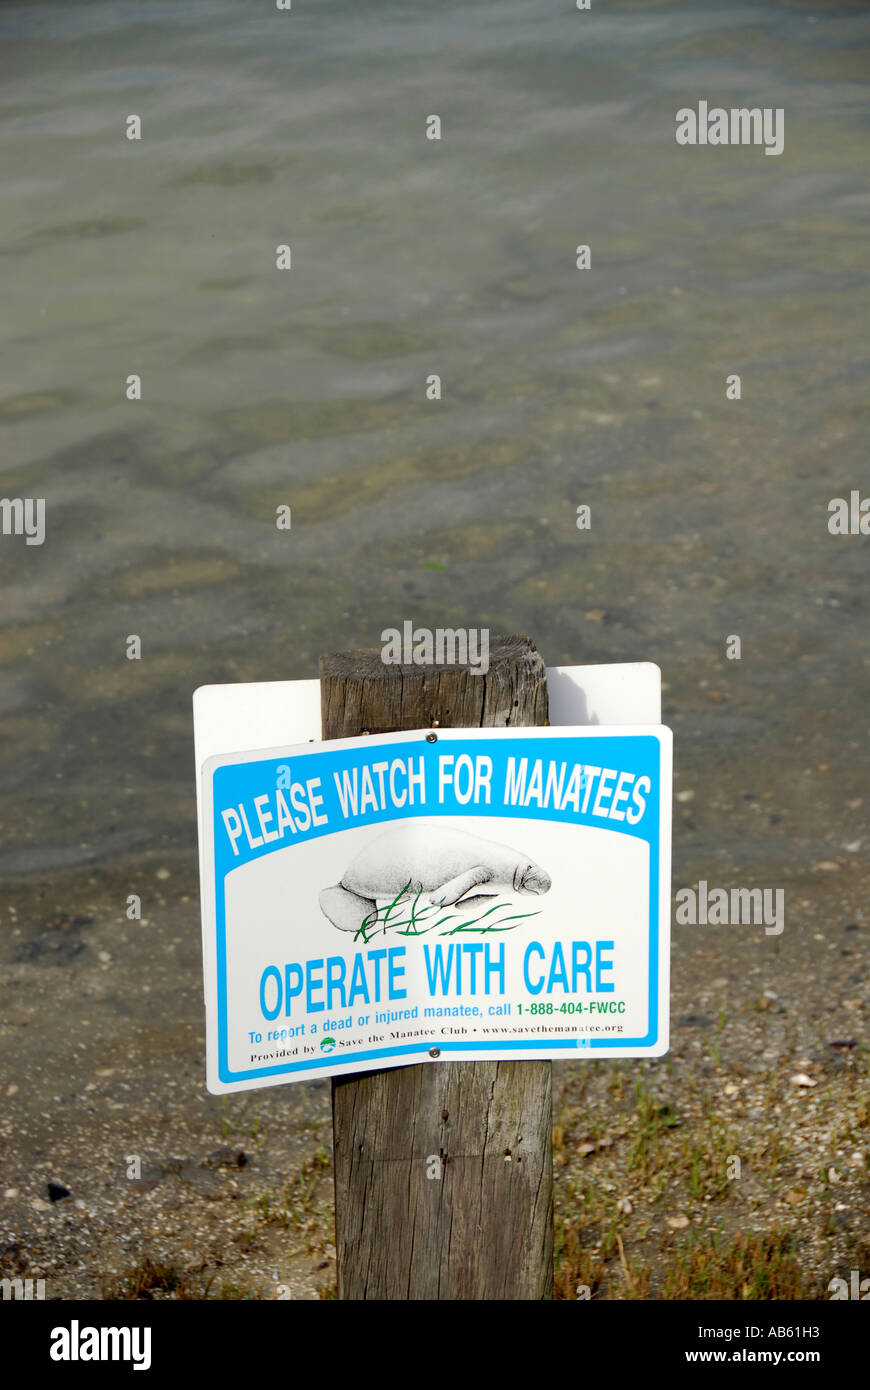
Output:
(429, 1047), (441, 1058)
(426, 732), (437, 743)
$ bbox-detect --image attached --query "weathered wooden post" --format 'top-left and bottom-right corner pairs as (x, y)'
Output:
(320, 635), (553, 1300)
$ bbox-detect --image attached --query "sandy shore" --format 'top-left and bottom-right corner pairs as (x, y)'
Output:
(1, 850), (867, 1300)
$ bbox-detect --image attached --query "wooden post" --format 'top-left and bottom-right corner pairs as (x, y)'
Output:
(320, 635), (553, 1300)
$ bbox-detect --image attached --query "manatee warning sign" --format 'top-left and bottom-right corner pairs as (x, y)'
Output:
(198, 725), (672, 1092)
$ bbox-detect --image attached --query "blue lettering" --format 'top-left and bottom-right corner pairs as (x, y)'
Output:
(306, 958), (325, 1012)
(260, 965), (282, 1020)
(484, 942), (505, 994)
(523, 942), (546, 994)
(368, 948), (387, 1002)
(284, 962), (303, 1015)
(347, 952), (370, 1006)
(572, 941), (592, 992)
(387, 945), (407, 999)
(325, 955), (346, 1009)
(424, 943), (456, 995)
(464, 942), (483, 993)
(547, 942), (569, 994)
(596, 940), (615, 992)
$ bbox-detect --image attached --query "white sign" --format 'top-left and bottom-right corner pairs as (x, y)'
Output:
(192, 663), (662, 769)
(197, 712), (671, 1092)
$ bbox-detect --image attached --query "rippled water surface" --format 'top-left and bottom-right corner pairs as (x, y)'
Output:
(1, 0), (869, 891)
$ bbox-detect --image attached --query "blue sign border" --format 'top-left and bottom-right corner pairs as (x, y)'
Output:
(208, 731), (666, 1082)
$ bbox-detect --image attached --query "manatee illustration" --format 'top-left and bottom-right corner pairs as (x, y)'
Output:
(319, 822), (551, 933)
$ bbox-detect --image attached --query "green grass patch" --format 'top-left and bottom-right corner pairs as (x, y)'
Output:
(102, 1257), (261, 1301)
(664, 1227), (809, 1300)
(353, 881), (540, 943)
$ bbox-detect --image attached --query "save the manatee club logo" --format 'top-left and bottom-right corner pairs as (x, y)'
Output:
(318, 824), (552, 942)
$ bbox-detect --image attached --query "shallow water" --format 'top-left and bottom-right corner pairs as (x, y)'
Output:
(1, 0), (869, 900)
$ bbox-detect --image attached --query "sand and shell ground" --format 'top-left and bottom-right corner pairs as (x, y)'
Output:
(1, 834), (866, 1301)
